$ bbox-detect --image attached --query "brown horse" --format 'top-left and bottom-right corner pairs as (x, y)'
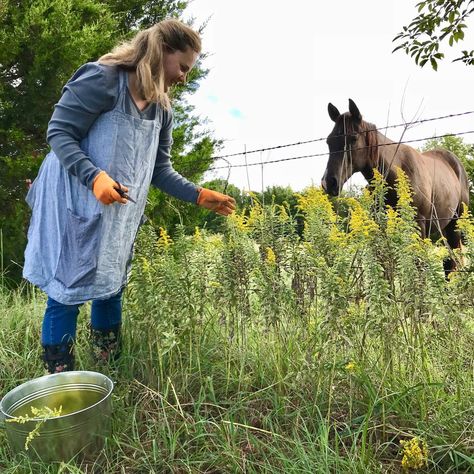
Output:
(321, 98), (470, 274)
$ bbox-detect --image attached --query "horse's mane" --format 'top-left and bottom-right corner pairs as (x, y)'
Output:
(359, 120), (378, 169)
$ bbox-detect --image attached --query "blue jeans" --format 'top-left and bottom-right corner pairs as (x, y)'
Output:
(41, 290), (123, 346)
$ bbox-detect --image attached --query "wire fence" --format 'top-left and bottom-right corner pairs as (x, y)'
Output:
(209, 129), (474, 171)
(209, 109), (474, 161)
(207, 109), (474, 228)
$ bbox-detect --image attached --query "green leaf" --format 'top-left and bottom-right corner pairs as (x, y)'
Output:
(451, 450), (474, 466)
(392, 44), (407, 53)
(430, 57), (438, 70)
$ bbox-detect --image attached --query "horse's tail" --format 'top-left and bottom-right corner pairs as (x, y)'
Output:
(441, 149), (470, 211)
(447, 150), (470, 244)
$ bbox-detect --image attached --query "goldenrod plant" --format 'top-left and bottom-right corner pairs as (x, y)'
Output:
(0, 180), (473, 472)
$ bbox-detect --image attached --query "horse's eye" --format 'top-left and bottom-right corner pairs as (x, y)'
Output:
(350, 134), (357, 143)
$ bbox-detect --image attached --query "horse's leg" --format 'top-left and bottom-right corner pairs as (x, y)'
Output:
(442, 218), (462, 277)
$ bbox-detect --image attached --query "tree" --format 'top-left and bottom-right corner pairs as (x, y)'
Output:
(422, 135), (474, 211)
(393, 0), (474, 70)
(0, 0), (215, 285)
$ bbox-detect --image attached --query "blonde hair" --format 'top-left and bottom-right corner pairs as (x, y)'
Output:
(99, 19), (201, 109)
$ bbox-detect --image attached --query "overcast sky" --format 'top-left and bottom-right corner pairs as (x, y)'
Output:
(183, 0), (474, 192)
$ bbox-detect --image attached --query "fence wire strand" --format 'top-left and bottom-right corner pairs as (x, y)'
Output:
(209, 129), (474, 171)
(210, 109), (474, 161)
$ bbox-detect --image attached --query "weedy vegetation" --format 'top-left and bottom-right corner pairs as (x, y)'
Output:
(0, 172), (473, 473)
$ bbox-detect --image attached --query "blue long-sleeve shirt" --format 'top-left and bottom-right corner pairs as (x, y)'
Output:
(47, 62), (199, 203)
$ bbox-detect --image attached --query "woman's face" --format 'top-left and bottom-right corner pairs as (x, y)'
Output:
(163, 47), (199, 91)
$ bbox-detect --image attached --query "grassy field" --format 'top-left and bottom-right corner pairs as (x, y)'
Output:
(0, 181), (473, 473)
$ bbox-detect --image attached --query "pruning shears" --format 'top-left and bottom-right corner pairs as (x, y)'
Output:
(114, 181), (136, 204)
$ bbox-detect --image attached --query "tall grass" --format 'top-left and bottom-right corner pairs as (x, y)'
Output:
(0, 177), (473, 473)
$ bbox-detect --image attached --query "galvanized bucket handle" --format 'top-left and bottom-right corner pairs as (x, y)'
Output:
(0, 405), (6, 427)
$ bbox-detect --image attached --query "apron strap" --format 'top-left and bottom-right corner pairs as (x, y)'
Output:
(115, 69), (129, 112)
(118, 68), (127, 91)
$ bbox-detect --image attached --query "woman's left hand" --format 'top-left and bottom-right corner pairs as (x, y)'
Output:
(197, 188), (236, 216)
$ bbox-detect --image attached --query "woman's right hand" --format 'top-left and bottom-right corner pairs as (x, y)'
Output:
(197, 187), (236, 216)
(92, 171), (128, 205)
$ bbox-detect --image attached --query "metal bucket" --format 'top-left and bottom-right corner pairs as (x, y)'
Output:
(0, 371), (114, 462)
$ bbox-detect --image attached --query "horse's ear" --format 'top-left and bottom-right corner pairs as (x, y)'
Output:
(328, 103), (340, 122)
(348, 98), (362, 124)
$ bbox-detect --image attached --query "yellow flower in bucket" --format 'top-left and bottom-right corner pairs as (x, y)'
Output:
(7, 406), (63, 450)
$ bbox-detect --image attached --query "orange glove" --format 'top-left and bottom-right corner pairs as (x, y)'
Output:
(92, 171), (128, 205)
(197, 187), (236, 216)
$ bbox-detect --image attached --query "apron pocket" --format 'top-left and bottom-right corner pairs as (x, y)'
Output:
(55, 209), (102, 288)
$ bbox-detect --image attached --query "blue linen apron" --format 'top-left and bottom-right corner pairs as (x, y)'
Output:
(23, 70), (161, 305)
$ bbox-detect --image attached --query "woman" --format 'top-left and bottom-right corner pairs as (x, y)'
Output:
(23, 19), (236, 373)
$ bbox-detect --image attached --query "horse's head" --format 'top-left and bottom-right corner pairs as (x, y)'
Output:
(322, 99), (378, 196)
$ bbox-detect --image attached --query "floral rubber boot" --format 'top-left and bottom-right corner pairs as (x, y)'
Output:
(90, 324), (121, 363)
(42, 342), (75, 374)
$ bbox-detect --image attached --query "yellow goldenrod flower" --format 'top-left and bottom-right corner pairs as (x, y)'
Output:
(278, 204), (290, 223)
(400, 437), (429, 471)
(432, 246), (449, 261)
(228, 212), (249, 233)
(297, 187), (337, 224)
(266, 247), (276, 265)
(395, 168), (414, 209)
(246, 201), (263, 229)
(370, 169), (387, 195)
(348, 201), (378, 238)
(157, 227), (172, 248)
(386, 206), (400, 236)
(193, 226), (202, 241)
(345, 360), (357, 373)
(456, 203), (474, 241)
(328, 225), (348, 247)
(140, 256), (151, 272)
